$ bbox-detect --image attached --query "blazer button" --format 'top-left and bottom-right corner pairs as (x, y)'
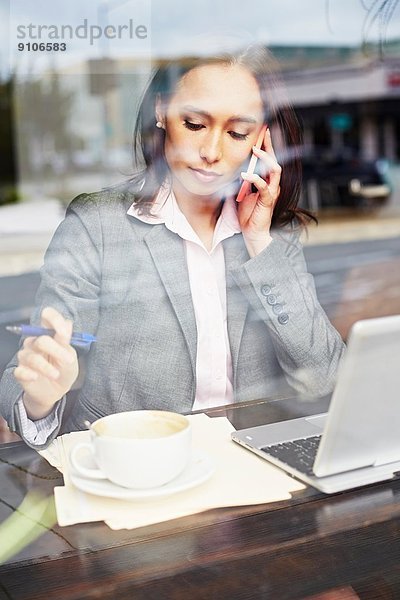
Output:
(278, 313), (289, 325)
(261, 285), (272, 296)
(272, 303), (283, 315)
(266, 294), (277, 305)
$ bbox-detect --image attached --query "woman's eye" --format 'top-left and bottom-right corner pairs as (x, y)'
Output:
(229, 131), (249, 141)
(183, 120), (249, 141)
(183, 120), (204, 131)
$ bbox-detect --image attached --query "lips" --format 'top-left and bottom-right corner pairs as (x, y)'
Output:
(189, 168), (222, 183)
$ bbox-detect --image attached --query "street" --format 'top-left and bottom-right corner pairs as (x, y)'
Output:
(305, 236), (400, 339)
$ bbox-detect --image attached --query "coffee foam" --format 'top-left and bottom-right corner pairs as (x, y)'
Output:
(93, 413), (187, 439)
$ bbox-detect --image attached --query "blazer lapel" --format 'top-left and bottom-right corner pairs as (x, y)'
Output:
(223, 234), (250, 388)
(143, 224), (198, 378)
(126, 201), (249, 392)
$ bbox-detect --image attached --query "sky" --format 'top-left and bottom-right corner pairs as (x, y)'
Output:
(1, 0), (400, 77)
(151, 0), (400, 51)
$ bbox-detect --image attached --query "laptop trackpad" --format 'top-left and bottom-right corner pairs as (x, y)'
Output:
(305, 414), (328, 431)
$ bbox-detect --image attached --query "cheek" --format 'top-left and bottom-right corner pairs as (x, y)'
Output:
(164, 129), (198, 165)
(228, 144), (252, 170)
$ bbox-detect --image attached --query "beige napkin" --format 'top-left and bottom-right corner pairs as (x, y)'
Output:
(39, 414), (305, 530)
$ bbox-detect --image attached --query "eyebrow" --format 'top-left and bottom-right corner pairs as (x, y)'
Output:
(181, 105), (258, 125)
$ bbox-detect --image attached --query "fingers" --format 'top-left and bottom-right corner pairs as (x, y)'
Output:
(41, 306), (73, 345)
(32, 335), (76, 365)
(19, 333), (75, 367)
(238, 127), (281, 206)
(13, 365), (39, 383)
(240, 171), (280, 206)
(247, 141), (282, 201)
(262, 127), (277, 160)
(240, 172), (269, 194)
(14, 307), (77, 384)
(15, 352), (60, 381)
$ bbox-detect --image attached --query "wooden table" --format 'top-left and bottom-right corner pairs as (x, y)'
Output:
(1, 396), (400, 600)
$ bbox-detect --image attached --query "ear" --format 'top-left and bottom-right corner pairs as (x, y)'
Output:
(155, 93), (165, 124)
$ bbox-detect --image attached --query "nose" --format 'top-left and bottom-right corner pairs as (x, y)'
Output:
(199, 129), (223, 164)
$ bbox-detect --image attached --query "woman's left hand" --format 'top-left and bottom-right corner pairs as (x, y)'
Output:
(237, 127), (282, 257)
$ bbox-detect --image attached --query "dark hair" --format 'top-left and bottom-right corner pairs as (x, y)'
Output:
(130, 43), (316, 229)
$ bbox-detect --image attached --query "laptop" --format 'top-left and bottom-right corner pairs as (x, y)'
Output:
(231, 314), (400, 493)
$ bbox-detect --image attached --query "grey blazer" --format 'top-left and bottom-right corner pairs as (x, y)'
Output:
(0, 183), (345, 449)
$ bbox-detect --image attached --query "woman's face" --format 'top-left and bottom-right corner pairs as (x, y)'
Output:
(157, 63), (265, 199)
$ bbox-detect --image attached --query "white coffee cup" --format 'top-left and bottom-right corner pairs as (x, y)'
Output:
(69, 410), (191, 489)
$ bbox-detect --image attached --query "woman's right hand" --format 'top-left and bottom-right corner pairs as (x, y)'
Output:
(13, 307), (79, 420)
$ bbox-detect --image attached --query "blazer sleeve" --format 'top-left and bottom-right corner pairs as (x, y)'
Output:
(228, 226), (346, 398)
(0, 193), (103, 449)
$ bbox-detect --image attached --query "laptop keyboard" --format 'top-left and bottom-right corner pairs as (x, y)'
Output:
(261, 435), (322, 476)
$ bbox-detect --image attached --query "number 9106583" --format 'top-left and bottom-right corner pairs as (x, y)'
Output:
(18, 42), (67, 51)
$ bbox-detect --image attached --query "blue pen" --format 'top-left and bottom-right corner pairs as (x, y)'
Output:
(5, 324), (96, 348)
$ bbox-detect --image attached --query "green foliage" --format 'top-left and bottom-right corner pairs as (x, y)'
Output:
(0, 184), (21, 205)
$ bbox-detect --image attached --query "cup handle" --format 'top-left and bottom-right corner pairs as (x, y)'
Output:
(69, 442), (107, 480)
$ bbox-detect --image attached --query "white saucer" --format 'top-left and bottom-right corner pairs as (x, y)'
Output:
(69, 450), (215, 500)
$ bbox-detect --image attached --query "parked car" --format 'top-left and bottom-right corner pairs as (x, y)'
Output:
(297, 146), (391, 211)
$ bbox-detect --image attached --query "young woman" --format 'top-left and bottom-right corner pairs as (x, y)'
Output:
(0, 44), (345, 449)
